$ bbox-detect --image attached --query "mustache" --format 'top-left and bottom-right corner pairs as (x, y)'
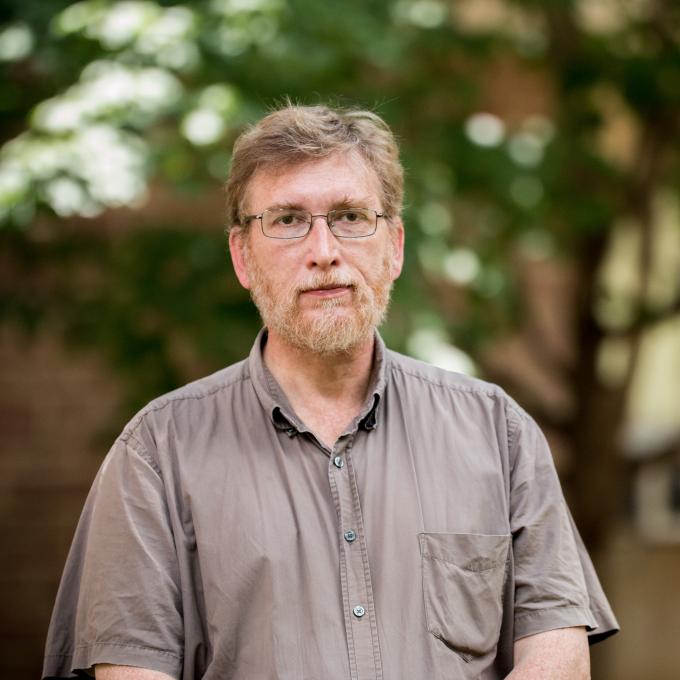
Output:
(295, 274), (358, 295)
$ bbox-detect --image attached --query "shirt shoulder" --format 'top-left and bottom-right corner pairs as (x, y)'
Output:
(385, 349), (531, 435)
(387, 349), (515, 401)
(120, 358), (251, 447)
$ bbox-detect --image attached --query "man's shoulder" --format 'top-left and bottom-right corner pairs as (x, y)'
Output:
(158, 357), (251, 404)
(386, 348), (497, 394)
(123, 357), (251, 436)
(386, 348), (520, 409)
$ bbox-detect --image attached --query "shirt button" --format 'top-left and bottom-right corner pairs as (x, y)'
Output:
(344, 530), (357, 543)
(353, 605), (365, 618)
(333, 455), (344, 469)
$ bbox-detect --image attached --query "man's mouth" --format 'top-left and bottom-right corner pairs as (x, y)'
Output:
(301, 285), (351, 297)
(298, 279), (355, 298)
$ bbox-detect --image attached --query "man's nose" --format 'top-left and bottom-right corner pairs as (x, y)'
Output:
(305, 214), (340, 269)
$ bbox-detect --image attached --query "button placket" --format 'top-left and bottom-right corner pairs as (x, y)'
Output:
(328, 436), (383, 680)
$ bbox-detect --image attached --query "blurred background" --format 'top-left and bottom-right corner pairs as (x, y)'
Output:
(1, 1), (679, 678)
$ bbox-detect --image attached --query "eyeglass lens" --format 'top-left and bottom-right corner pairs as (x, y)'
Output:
(261, 208), (377, 239)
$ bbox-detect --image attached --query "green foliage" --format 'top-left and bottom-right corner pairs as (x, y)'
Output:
(1, 0), (678, 417)
(1, 223), (259, 416)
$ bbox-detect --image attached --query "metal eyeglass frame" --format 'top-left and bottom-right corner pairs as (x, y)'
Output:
(241, 208), (385, 239)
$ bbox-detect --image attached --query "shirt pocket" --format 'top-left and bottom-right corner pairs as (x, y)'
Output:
(419, 532), (511, 662)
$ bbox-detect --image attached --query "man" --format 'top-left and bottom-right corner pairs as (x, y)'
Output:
(43, 104), (618, 680)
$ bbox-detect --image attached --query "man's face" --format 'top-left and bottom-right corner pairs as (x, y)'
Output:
(229, 151), (404, 355)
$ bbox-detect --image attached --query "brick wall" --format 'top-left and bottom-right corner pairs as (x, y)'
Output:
(0, 325), (121, 679)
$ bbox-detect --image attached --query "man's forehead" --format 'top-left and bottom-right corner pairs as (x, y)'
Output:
(244, 151), (381, 210)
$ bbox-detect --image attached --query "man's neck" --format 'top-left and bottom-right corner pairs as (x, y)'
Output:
(263, 330), (376, 447)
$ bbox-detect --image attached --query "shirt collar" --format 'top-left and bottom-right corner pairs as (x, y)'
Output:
(247, 328), (388, 437)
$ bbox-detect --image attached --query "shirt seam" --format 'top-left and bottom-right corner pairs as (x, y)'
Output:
(420, 550), (505, 572)
(389, 360), (527, 463)
(505, 400), (523, 457)
(586, 604), (618, 625)
(389, 362), (503, 399)
(122, 430), (161, 475)
(122, 372), (251, 441)
(514, 604), (594, 622)
(47, 641), (182, 660)
(589, 605), (612, 616)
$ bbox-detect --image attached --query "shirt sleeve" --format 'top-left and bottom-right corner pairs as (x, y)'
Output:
(42, 433), (183, 679)
(507, 402), (619, 644)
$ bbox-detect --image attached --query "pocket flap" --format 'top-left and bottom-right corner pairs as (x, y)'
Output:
(419, 532), (510, 571)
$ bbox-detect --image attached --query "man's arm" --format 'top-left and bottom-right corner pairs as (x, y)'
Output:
(95, 664), (175, 680)
(506, 627), (590, 679)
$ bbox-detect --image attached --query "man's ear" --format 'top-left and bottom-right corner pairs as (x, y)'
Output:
(228, 228), (251, 290)
(389, 219), (405, 281)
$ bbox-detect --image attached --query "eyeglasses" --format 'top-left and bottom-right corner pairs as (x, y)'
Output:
(241, 208), (384, 239)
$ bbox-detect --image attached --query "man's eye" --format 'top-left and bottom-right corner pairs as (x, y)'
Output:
(274, 212), (305, 226)
(336, 209), (368, 223)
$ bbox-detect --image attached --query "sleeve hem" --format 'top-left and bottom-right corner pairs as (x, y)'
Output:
(584, 605), (621, 645)
(514, 605), (598, 641)
(42, 642), (182, 680)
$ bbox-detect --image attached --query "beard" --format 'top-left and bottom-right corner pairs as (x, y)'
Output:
(243, 243), (394, 355)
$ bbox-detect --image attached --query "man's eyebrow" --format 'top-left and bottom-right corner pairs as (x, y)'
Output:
(332, 195), (375, 209)
(263, 201), (306, 212)
(262, 196), (377, 212)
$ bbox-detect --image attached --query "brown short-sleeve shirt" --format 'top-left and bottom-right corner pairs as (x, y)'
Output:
(43, 330), (618, 680)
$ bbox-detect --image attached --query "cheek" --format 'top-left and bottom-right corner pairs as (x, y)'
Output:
(247, 242), (289, 280)
(270, 256), (298, 285)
